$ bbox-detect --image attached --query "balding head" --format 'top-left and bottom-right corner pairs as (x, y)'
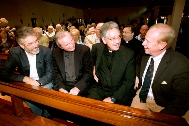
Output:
(148, 23), (175, 48)
(33, 27), (43, 34)
(33, 27), (43, 39)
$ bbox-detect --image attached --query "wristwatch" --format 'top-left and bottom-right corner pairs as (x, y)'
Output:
(110, 97), (116, 102)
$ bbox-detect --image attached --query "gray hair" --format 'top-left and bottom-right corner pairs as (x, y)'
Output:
(100, 21), (119, 38)
(150, 23), (175, 48)
(56, 24), (61, 27)
(54, 30), (70, 44)
(15, 26), (36, 44)
(33, 27), (43, 35)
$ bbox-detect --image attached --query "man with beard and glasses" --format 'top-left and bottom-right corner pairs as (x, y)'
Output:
(0, 26), (53, 118)
(87, 21), (136, 106)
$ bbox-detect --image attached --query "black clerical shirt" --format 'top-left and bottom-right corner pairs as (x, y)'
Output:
(96, 47), (116, 91)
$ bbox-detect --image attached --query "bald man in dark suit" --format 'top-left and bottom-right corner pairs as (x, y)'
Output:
(132, 23), (189, 122)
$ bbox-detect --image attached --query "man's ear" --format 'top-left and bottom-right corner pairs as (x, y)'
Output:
(159, 41), (167, 50)
(102, 37), (106, 44)
(131, 32), (134, 37)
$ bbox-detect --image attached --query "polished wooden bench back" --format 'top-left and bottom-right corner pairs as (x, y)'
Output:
(0, 53), (9, 60)
(0, 81), (188, 126)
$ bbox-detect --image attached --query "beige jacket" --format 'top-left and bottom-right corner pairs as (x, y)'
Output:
(84, 34), (97, 51)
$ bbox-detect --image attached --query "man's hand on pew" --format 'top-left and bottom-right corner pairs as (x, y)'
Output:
(59, 88), (68, 93)
(23, 76), (40, 86)
(69, 87), (80, 95)
(103, 97), (114, 103)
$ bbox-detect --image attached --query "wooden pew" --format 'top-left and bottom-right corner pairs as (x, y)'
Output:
(0, 97), (66, 126)
(0, 53), (9, 60)
(0, 81), (188, 126)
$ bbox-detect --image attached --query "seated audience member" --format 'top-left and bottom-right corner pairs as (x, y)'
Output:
(52, 30), (93, 96)
(84, 23), (104, 50)
(4, 25), (11, 32)
(131, 23), (189, 122)
(90, 22), (96, 28)
(87, 21), (136, 106)
(44, 25), (55, 42)
(0, 18), (8, 28)
(85, 26), (96, 36)
(55, 24), (62, 32)
(79, 25), (85, 42)
(61, 25), (67, 31)
(0, 29), (14, 53)
(7, 27), (17, 43)
(70, 28), (83, 45)
(0, 26), (53, 118)
(135, 24), (149, 42)
(84, 23), (91, 35)
(67, 25), (76, 32)
(121, 25), (143, 58)
(33, 27), (49, 47)
(44, 25), (55, 49)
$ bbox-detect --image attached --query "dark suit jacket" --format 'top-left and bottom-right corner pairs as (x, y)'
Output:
(121, 38), (143, 58)
(92, 43), (136, 101)
(139, 48), (189, 116)
(0, 45), (53, 85)
(52, 44), (93, 92)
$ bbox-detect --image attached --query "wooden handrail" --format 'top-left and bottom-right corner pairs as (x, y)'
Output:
(0, 53), (9, 60)
(0, 81), (188, 126)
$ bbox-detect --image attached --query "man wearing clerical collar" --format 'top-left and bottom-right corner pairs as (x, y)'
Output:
(121, 25), (143, 58)
(87, 21), (136, 106)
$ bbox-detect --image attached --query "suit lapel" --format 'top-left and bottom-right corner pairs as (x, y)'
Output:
(19, 48), (30, 75)
(74, 44), (80, 77)
(140, 55), (150, 79)
(56, 48), (66, 79)
(36, 48), (42, 68)
(153, 50), (170, 83)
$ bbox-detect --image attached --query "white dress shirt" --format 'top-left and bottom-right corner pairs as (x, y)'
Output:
(25, 51), (39, 80)
(142, 50), (166, 100)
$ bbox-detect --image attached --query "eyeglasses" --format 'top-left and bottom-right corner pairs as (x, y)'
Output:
(105, 35), (121, 42)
